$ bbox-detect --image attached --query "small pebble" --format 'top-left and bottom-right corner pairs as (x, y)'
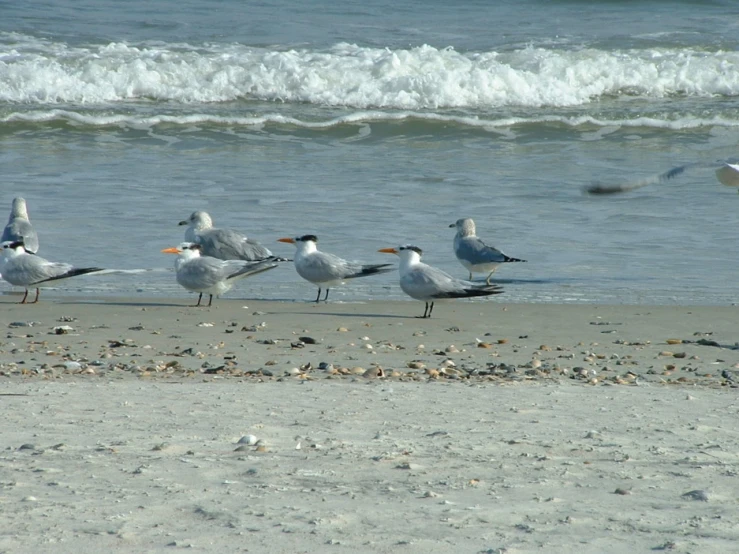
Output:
(681, 489), (709, 502)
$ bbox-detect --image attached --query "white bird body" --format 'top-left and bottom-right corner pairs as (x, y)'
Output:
(451, 218), (525, 283)
(179, 211), (274, 261)
(1, 240), (104, 303)
(163, 242), (277, 306)
(278, 235), (393, 302)
(379, 245), (504, 318)
(2, 198), (39, 254)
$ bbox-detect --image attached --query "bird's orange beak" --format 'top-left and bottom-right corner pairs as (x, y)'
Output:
(378, 247), (398, 255)
(277, 237), (296, 244)
(161, 247), (182, 254)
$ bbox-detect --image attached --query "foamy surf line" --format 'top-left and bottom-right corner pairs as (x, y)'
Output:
(2, 34), (739, 108)
(3, 110), (739, 132)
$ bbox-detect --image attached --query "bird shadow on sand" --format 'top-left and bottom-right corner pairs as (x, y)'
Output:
(287, 309), (411, 319)
(55, 300), (186, 307)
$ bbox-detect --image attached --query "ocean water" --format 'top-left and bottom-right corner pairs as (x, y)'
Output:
(2, 0), (739, 305)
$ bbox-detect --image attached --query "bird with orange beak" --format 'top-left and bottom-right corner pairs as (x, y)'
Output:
(379, 245), (504, 318)
(277, 235), (393, 303)
(162, 242), (277, 306)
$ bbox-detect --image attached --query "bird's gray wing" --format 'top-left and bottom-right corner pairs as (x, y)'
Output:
(455, 236), (508, 265)
(8, 255), (73, 285)
(225, 260), (278, 280)
(196, 229), (273, 261)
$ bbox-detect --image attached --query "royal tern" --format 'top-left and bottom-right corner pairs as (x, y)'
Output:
(179, 211), (276, 261)
(2, 198), (39, 254)
(162, 242), (278, 306)
(277, 235), (393, 302)
(450, 218), (526, 284)
(585, 159), (739, 195)
(379, 245), (504, 318)
(1, 240), (104, 303)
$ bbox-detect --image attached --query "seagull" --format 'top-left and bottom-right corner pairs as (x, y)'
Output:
(1, 240), (104, 304)
(277, 235), (393, 302)
(450, 218), (526, 284)
(2, 197), (39, 254)
(584, 159), (739, 195)
(162, 242), (278, 307)
(379, 245), (504, 318)
(179, 211), (276, 261)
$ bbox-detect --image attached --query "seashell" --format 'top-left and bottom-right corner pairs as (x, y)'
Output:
(666, 338), (683, 345)
(363, 367), (385, 379)
(407, 361), (425, 370)
(477, 342), (493, 349)
(497, 338), (508, 344)
(337, 327), (348, 332)
(351, 366), (365, 375)
(445, 345), (459, 353)
(238, 435), (258, 445)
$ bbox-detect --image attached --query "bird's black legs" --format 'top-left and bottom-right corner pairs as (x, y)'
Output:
(417, 301), (434, 318)
(20, 289), (29, 304)
(314, 288), (330, 303)
(193, 292), (203, 307)
(32, 288), (40, 303)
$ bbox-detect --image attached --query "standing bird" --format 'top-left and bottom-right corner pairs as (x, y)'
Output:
(179, 211), (275, 261)
(162, 242), (277, 307)
(450, 218), (526, 284)
(277, 235), (393, 303)
(3, 197), (39, 254)
(379, 245), (504, 318)
(1, 240), (104, 304)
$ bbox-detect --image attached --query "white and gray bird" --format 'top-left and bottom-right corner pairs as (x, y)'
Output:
(2, 197), (39, 254)
(162, 242), (278, 307)
(178, 211), (275, 261)
(585, 159), (739, 195)
(379, 245), (504, 318)
(1, 240), (104, 304)
(450, 218), (526, 284)
(277, 234), (393, 303)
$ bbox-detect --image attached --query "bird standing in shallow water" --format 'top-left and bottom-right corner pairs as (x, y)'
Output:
(450, 218), (526, 284)
(278, 235), (393, 303)
(379, 244), (504, 318)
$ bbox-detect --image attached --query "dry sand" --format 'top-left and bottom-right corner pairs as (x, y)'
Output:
(1, 296), (739, 553)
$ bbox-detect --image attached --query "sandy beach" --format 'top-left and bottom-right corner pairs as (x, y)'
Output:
(1, 296), (739, 553)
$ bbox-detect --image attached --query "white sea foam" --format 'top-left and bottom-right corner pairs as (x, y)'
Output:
(2, 33), (739, 109)
(3, 109), (738, 131)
